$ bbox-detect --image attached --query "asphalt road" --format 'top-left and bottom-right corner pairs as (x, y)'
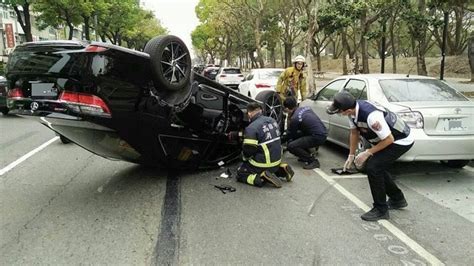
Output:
(1, 114), (473, 265)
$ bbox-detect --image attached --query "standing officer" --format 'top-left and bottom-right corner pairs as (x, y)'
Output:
(234, 102), (294, 188)
(327, 92), (414, 221)
(276, 55), (308, 101)
(283, 97), (327, 169)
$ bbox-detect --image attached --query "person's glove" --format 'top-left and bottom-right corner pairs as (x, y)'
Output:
(343, 154), (355, 172)
(354, 150), (373, 168)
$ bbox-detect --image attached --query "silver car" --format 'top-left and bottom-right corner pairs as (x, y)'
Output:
(300, 74), (474, 168)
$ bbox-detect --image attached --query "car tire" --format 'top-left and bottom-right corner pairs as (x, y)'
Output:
(59, 135), (72, 144)
(440, 160), (470, 168)
(144, 35), (191, 92)
(255, 90), (283, 125)
(1, 108), (8, 115)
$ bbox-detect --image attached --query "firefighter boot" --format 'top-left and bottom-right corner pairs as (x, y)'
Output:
(275, 163), (295, 182)
(260, 171), (282, 188)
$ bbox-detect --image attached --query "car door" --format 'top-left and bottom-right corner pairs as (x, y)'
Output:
(239, 72), (254, 97)
(301, 79), (347, 142)
(330, 78), (369, 146)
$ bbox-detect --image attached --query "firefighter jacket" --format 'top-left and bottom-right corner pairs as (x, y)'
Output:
(288, 106), (327, 141)
(276, 66), (307, 101)
(352, 101), (410, 145)
(242, 113), (282, 168)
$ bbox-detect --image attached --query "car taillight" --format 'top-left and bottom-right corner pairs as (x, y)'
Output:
(59, 91), (111, 117)
(7, 88), (24, 99)
(85, 45), (108, 53)
(397, 111), (423, 129)
(255, 84), (271, 88)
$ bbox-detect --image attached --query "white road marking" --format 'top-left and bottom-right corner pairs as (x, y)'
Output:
(313, 168), (445, 266)
(331, 174), (367, 179)
(464, 166), (474, 173)
(0, 136), (59, 177)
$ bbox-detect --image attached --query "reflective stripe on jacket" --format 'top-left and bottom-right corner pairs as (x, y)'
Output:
(243, 113), (282, 168)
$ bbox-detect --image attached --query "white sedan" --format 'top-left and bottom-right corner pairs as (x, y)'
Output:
(300, 74), (474, 168)
(238, 68), (284, 99)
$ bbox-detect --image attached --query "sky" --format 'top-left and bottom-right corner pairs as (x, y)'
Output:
(141, 0), (200, 57)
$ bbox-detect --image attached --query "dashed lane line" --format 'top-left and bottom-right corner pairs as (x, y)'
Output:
(313, 168), (445, 266)
(0, 136), (59, 177)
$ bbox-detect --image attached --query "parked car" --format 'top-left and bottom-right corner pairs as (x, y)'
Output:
(238, 68), (284, 99)
(215, 67), (244, 90)
(5, 35), (283, 169)
(0, 77), (8, 115)
(202, 66), (220, 80)
(300, 74), (474, 168)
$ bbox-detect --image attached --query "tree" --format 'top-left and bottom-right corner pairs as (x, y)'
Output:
(122, 10), (168, 51)
(35, 0), (82, 40)
(5, 0), (35, 42)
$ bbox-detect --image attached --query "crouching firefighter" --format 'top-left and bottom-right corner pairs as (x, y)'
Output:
(232, 102), (294, 188)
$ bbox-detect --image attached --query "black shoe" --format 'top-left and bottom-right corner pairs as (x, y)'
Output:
(388, 198), (408, 209)
(361, 207), (389, 221)
(303, 159), (320, 169)
(260, 171), (282, 188)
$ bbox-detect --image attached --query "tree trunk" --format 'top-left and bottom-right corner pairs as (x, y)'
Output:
(468, 36), (474, 82)
(341, 30), (349, 75)
(389, 12), (397, 73)
(284, 42), (292, 67)
(83, 16), (90, 40)
(13, 4), (33, 42)
(68, 24), (74, 40)
(270, 47), (276, 68)
(416, 47), (427, 76)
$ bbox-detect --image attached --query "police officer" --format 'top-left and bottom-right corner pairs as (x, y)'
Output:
(327, 92), (414, 221)
(236, 102), (294, 188)
(276, 55), (308, 101)
(283, 97), (327, 169)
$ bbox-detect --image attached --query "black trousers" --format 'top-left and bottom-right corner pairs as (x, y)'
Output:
(236, 161), (279, 187)
(287, 135), (326, 162)
(365, 142), (413, 211)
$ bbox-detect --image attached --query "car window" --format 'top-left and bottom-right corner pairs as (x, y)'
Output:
(258, 70), (283, 79)
(379, 79), (468, 102)
(343, 79), (367, 100)
(223, 68), (241, 74)
(316, 79), (346, 101)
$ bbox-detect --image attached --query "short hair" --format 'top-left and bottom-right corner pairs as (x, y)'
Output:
(283, 97), (297, 109)
(246, 102), (263, 112)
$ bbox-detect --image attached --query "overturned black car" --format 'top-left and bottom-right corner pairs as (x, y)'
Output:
(5, 35), (283, 169)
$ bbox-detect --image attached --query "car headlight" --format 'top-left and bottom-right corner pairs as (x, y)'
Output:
(397, 111), (424, 129)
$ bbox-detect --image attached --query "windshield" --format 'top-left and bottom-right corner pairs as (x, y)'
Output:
(223, 68), (241, 74)
(379, 79), (468, 102)
(258, 70), (283, 79)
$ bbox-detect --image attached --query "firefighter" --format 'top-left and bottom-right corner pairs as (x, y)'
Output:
(234, 102), (294, 188)
(327, 92), (414, 221)
(276, 55), (308, 101)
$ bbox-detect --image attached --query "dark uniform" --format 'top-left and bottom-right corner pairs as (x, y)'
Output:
(287, 106), (327, 166)
(236, 113), (292, 187)
(351, 101), (413, 215)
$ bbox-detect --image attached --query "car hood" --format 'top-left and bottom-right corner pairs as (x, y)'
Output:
(387, 101), (474, 136)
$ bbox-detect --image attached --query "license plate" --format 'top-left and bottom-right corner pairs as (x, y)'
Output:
(31, 83), (57, 97)
(439, 118), (467, 131)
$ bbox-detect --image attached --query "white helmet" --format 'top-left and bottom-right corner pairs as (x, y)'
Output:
(293, 55), (305, 63)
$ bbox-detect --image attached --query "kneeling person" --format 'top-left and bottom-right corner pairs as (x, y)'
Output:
(236, 102), (294, 188)
(283, 97), (327, 169)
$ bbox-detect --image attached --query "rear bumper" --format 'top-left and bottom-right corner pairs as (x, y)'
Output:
(399, 129), (474, 161)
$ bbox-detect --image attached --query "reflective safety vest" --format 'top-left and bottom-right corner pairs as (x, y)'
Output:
(353, 101), (410, 145)
(243, 113), (282, 168)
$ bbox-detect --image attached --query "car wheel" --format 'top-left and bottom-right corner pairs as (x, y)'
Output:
(1, 108), (8, 115)
(440, 160), (470, 168)
(59, 135), (72, 144)
(144, 35), (191, 92)
(255, 90), (283, 125)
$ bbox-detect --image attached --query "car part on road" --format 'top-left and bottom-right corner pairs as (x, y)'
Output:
(214, 185), (236, 194)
